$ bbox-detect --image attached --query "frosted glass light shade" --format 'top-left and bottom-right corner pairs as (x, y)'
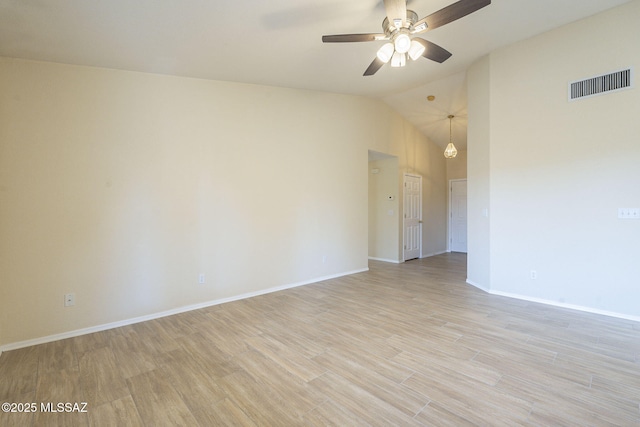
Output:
(444, 142), (458, 159)
(376, 43), (395, 63)
(408, 40), (425, 60)
(391, 52), (406, 68)
(394, 33), (411, 54)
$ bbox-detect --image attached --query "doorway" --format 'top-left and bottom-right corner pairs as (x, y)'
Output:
(403, 173), (422, 261)
(449, 179), (467, 253)
(368, 151), (400, 263)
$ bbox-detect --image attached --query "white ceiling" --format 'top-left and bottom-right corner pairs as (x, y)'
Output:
(0, 0), (632, 149)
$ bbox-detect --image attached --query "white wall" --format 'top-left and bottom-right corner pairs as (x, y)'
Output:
(467, 1), (640, 318)
(0, 58), (447, 348)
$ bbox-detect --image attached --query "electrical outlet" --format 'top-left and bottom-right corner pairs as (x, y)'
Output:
(64, 293), (75, 307)
(530, 270), (537, 280)
(198, 274), (205, 284)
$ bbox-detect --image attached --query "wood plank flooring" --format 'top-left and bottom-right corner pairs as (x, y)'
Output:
(1, 253), (639, 426)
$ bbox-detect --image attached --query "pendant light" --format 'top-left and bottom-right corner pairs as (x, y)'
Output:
(444, 114), (458, 159)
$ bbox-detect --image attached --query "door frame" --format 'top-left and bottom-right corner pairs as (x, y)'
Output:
(448, 178), (467, 253)
(403, 173), (423, 261)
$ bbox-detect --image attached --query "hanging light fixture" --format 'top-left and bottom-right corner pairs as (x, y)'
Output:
(444, 115), (458, 159)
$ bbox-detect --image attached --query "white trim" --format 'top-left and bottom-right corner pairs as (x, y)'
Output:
(0, 268), (368, 353)
(368, 257), (401, 264)
(466, 281), (640, 323)
(466, 279), (490, 293)
(488, 290), (640, 323)
(421, 251), (447, 259)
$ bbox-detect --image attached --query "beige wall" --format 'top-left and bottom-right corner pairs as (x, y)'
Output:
(392, 118), (448, 259)
(467, 56), (491, 290)
(0, 58), (447, 347)
(446, 150), (467, 182)
(467, 1), (640, 318)
(368, 157), (400, 262)
(369, 117), (447, 261)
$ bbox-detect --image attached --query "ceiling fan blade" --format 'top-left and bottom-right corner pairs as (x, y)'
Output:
(414, 0), (490, 34)
(322, 33), (386, 43)
(414, 38), (452, 63)
(384, 0), (407, 27)
(364, 57), (385, 76)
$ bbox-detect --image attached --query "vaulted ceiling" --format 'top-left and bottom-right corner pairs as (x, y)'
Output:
(0, 0), (632, 149)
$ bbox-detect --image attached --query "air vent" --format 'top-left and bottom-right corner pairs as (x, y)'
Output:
(569, 68), (633, 101)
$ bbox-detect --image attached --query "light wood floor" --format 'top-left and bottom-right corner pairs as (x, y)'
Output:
(1, 253), (639, 426)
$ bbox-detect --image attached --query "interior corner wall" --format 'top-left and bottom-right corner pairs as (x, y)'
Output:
(368, 157), (400, 262)
(466, 56), (491, 290)
(416, 139), (448, 259)
(389, 116), (448, 259)
(367, 115), (448, 262)
(0, 57), (431, 347)
(468, 0), (640, 318)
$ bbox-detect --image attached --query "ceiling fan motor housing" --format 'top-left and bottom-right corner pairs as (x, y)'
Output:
(382, 10), (419, 35)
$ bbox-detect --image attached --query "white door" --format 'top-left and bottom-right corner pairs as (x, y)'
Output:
(450, 180), (467, 253)
(403, 174), (422, 261)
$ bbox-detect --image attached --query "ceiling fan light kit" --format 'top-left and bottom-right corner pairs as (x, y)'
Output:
(322, 0), (491, 76)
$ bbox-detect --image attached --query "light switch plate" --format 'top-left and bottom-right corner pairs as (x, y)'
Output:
(618, 208), (640, 219)
(64, 293), (75, 307)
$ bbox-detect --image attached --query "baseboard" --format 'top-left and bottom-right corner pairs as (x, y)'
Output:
(421, 251), (447, 259)
(465, 281), (640, 323)
(488, 290), (640, 323)
(369, 251), (447, 264)
(368, 257), (401, 264)
(466, 279), (491, 293)
(0, 268), (368, 353)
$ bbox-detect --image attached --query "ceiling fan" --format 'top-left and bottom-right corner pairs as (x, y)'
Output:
(322, 0), (491, 76)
